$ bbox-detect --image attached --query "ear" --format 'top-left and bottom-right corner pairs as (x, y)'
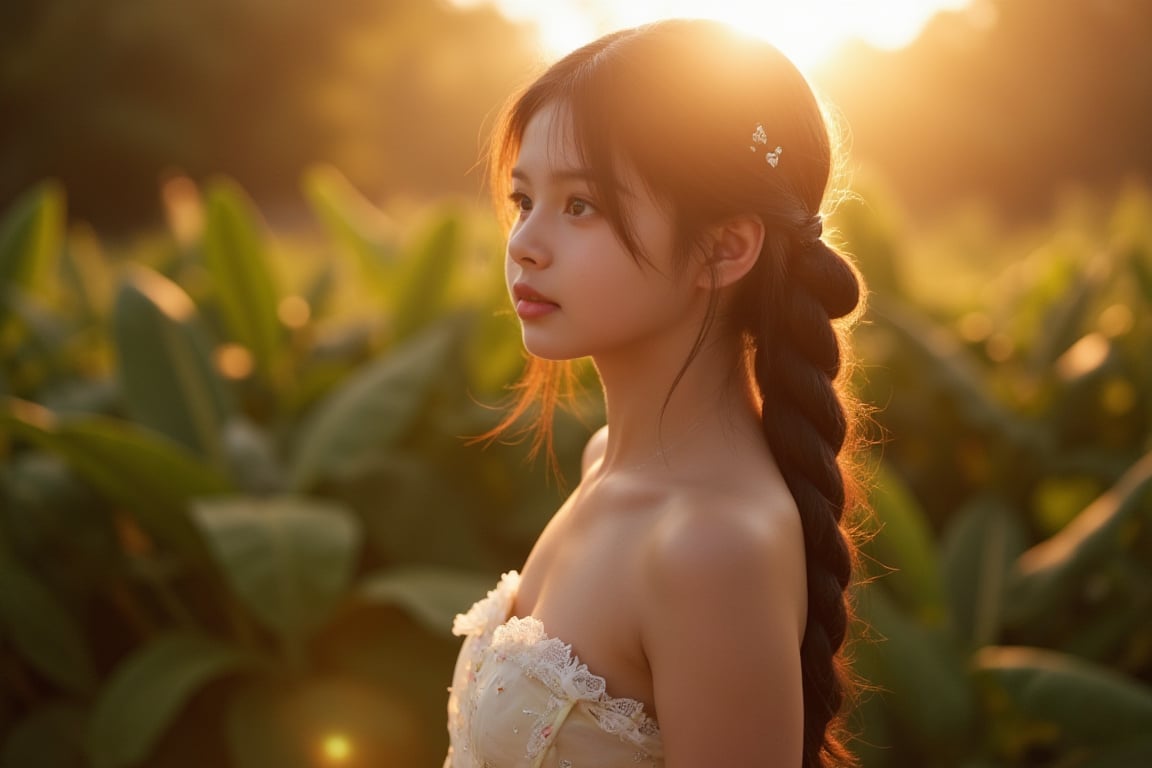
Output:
(696, 214), (764, 289)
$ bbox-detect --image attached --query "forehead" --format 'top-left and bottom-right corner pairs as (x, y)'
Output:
(511, 101), (650, 203)
(513, 102), (583, 176)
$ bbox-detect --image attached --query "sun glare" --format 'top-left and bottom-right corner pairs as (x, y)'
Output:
(455, 0), (974, 72)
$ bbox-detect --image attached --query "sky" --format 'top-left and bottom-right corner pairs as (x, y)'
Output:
(452, 0), (976, 72)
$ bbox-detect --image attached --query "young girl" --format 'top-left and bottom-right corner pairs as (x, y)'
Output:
(445, 18), (865, 768)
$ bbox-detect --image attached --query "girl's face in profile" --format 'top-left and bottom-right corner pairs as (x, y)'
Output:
(505, 102), (709, 364)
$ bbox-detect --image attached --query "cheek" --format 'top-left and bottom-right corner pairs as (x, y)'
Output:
(503, 252), (516, 297)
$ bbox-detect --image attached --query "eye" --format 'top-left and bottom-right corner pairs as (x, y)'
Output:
(508, 191), (532, 218)
(565, 197), (596, 217)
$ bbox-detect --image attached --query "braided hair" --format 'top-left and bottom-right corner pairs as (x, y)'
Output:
(746, 220), (863, 767)
(487, 19), (865, 767)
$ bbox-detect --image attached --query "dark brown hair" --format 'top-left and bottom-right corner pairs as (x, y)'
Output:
(487, 19), (865, 767)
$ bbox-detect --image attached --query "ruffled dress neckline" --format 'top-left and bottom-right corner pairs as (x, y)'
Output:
(445, 571), (663, 767)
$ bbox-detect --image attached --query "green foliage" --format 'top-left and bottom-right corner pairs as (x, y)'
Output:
(0, 536), (95, 696)
(842, 182), (1152, 767)
(85, 633), (255, 768)
(0, 170), (579, 766)
(112, 264), (233, 465)
(200, 179), (285, 392)
(1, 172), (1150, 767)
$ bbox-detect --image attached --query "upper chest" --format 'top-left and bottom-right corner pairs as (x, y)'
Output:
(512, 481), (659, 708)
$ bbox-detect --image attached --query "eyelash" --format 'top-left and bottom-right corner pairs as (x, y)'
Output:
(508, 192), (532, 216)
(507, 192), (596, 218)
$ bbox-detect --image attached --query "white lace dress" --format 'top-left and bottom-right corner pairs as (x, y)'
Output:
(444, 571), (664, 768)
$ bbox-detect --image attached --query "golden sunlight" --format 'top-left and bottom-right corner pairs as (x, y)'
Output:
(454, 0), (974, 72)
(320, 733), (354, 764)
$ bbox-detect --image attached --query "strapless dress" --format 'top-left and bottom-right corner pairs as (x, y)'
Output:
(443, 571), (663, 768)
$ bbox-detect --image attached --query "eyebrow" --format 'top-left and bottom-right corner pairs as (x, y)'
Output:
(510, 167), (596, 184)
(510, 167), (633, 199)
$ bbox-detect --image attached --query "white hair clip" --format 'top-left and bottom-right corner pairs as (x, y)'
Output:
(750, 123), (782, 168)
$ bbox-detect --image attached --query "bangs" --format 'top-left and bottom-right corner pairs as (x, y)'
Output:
(489, 36), (656, 265)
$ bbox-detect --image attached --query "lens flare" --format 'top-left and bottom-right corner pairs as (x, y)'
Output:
(321, 733), (353, 764)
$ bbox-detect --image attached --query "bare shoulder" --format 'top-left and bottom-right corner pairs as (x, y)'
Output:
(640, 485), (806, 626)
(581, 424), (609, 478)
(635, 483), (808, 764)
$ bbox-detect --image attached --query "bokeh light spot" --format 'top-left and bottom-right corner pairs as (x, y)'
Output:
(1055, 332), (1109, 380)
(1097, 303), (1134, 338)
(215, 343), (255, 380)
(279, 295), (312, 329)
(321, 733), (353, 764)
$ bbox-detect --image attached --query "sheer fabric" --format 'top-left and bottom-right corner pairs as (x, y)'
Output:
(444, 571), (663, 768)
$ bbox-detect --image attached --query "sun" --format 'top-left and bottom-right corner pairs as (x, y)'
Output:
(455, 0), (974, 73)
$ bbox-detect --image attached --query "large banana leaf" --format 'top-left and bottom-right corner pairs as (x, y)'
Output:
(288, 319), (460, 491)
(357, 566), (497, 636)
(1053, 735), (1152, 768)
(85, 632), (256, 768)
(0, 397), (230, 564)
(0, 535), (95, 694)
(940, 495), (1028, 648)
(1006, 450), (1152, 626)
(112, 264), (232, 467)
(853, 584), (975, 750)
(867, 296), (1021, 435)
(861, 463), (948, 623)
(0, 703), (86, 768)
(189, 495), (361, 651)
(973, 645), (1152, 752)
(300, 164), (395, 296)
(202, 177), (284, 388)
(0, 181), (65, 328)
(388, 211), (462, 344)
(1023, 246), (1109, 375)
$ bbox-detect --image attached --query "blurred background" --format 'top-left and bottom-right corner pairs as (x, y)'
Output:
(1, 1), (1150, 767)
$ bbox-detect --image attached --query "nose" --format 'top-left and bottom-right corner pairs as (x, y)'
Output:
(507, 215), (552, 269)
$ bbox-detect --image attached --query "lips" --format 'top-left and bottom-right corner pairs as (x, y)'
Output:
(512, 283), (558, 305)
(512, 282), (559, 319)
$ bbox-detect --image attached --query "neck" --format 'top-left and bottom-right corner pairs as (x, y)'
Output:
(592, 328), (758, 474)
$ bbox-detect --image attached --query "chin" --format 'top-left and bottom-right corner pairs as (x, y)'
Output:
(520, 332), (587, 362)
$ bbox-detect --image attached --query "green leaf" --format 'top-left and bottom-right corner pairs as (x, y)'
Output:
(202, 177), (283, 385)
(1054, 735), (1152, 768)
(357, 567), (496, 635)
(1007, 451), (1152, 625)
(0, 539), (95, 693)
(1026, 254), (1108, 374)
(189, 495), (361, 644)
(868, 297), (1038, 445)
(59, 224), (112, 327)
(300, 164), (394, 295)
(0, 703), (86, 768)
(854, 584), (975, 748)
(288, 321), (459, 491)
(973, 645), (1152, 749)
(389, 212), (461, 343)
(113, 264), (232, 466)
(85, 632), (254, 768)
(0, 398), (230, 563)
(465, 290), (525, 395)
(940, 495), (1028, 648)
(0, 182), (65, 325)
(862, 463), (947, 623)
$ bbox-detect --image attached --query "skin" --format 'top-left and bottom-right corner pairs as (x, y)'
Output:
(505, 102), (809, 766)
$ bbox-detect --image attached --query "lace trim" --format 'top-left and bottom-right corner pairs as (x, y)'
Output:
(452, 570), (520, 637)
(492, 615), (661, 745)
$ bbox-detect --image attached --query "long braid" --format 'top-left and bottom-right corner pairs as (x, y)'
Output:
(748, 226), (862, 768)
